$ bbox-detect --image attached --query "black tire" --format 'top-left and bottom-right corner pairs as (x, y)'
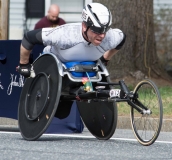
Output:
(130, 79), (163, 146)
(18, 54), (62, 140)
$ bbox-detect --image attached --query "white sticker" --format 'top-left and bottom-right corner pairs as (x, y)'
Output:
(109, 89), (121, 98)
(81, 11), (88, 21)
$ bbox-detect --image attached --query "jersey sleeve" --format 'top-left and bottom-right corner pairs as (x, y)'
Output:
(115, 31), (126, 50)
(101, 28), (125, 51)
(112, 29), (125, 50)
(42, 26), (64, 46)
(42, 23), (82, 49)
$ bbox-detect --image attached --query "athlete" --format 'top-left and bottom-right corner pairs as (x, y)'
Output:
(17, 3), (126, 78)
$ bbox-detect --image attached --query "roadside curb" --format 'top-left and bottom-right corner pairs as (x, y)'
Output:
(0, 116), (172, 132)
(117, 116), (172, 132)
(0, 118), (18, 132)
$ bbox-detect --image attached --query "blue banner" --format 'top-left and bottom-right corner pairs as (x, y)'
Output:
(0, 40), (83, 133)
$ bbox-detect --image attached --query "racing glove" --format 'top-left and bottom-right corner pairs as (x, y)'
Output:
(100, 56), (109, 66)
(16, 63), (35, 78)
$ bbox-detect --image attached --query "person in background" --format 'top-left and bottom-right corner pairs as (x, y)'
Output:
(34, 4), (66, 29)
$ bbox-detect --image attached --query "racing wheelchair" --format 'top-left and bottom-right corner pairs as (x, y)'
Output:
(18, 53), (163, 146)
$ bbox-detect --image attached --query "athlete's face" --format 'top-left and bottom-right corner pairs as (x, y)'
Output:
(82, 23), (106, 46)
(87, 29), (106, 46)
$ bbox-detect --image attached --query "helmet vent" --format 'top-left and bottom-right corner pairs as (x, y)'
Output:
(93, 13), (100, 23)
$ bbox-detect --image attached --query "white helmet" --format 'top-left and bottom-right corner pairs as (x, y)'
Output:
(82, 3), (112, 34)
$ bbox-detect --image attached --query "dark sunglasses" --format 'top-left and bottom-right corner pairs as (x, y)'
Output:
(90, 25), (110, 34)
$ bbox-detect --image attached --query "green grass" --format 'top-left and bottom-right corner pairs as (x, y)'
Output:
(117, 86), (172, 118)
(117, 102), (131, 116)
(159, 86), (172, 118)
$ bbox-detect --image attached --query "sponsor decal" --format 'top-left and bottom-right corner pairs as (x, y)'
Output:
(21, 69), (28, 72)
(0, 73), (4, 90)
(82, 11), (88, 21)
(7, 74), (24, 95)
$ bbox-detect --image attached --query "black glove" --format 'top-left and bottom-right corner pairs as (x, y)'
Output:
(16, 63), (31, 78)
(100, 56), (109, 66)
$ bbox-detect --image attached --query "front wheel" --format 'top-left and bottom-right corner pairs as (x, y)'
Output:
(130, 79), (163, 146)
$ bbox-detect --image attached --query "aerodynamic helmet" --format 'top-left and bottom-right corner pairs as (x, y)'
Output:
(81, 3), (112, 34)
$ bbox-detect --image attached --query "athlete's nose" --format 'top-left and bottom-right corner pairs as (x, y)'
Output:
(99, 33), (106, 38)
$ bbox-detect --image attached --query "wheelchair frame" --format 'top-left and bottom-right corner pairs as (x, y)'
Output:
(18, 53), (163, 146)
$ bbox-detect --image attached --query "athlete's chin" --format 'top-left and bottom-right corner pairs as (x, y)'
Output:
(93, 43), (99, 46)
(93, 40), (102, 46)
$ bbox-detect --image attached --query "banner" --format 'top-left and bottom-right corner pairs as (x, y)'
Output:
(0, 40), (83, 133)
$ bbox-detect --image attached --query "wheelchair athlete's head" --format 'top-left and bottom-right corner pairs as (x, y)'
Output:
(82, 3), (112, 46)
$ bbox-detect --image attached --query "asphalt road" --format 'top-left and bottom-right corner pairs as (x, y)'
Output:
(0, 128), (172, 160)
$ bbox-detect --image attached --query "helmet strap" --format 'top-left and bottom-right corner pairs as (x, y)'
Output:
(84, 26), (90, 43)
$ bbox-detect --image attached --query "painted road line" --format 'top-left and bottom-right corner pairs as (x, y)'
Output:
(1, 131), (172, 144)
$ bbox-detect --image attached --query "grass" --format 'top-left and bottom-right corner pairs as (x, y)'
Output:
(117, 86), (172, 118)
(117, 102), (131, 116)
(159, 86), (172, 118)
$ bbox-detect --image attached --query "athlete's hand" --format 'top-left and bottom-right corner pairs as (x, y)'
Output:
(16, 63), (32, 78)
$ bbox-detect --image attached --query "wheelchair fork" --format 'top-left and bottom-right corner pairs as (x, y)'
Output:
(118, 81), (150, 114)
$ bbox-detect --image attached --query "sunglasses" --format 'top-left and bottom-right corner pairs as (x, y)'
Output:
(90, 25), (110, 34)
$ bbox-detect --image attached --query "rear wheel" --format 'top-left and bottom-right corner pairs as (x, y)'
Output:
(18, 54), (62, 141)
(130, 79), (163, 146)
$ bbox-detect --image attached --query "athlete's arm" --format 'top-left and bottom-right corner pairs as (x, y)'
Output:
(20, 45), (32, 64)
(20, 29), (43, 64)
(103, 33), (126, 60)
(103, 48), (119, 60)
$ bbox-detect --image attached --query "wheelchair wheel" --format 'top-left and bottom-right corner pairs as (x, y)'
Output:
(18, 54), (62, 140)
(130, 79), (163, 146)
(77, 100), (118, 140)
(24, 72), (50, 121)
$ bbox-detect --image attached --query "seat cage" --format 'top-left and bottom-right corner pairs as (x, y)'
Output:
(38, 53), (110, 82)
(62, 61), (109, 82)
